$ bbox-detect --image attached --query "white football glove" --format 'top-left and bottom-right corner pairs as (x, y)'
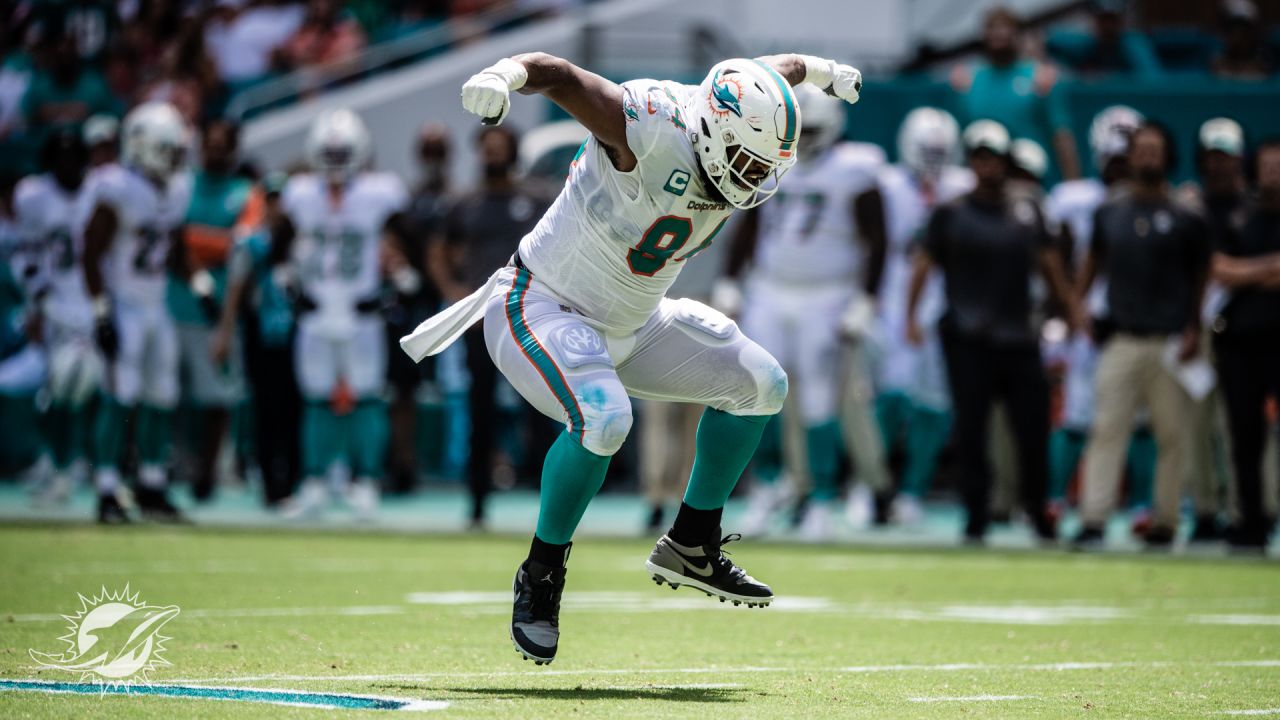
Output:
(798, 55), (862, 104)
(460, 58), (528, 125)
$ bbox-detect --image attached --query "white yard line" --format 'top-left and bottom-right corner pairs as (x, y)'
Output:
(909, 694), (1035, 703)
(1215, 711), (1280, 716)
(8, 605), (407, 623)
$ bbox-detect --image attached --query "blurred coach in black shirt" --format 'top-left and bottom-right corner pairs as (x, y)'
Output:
(1210, 139), (1280, 551)
(907, 120), (1081, 544)
(1075, 122), (1212, 548)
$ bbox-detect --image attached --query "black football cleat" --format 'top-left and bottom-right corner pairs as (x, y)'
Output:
(646, 531), (773, 607)
(97, 493), (131, 525)
(135, 488), (190, 524)
(510, 557), (566, 665)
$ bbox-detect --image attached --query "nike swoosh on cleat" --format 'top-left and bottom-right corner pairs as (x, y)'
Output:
(670, 550), (714, 577)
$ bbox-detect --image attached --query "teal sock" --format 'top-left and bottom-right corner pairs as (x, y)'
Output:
(806, 420), (841, 502)
(534, 430), (611, 545)
(1126, 428), (1156, 509)
(138, 406), (174, 465)
(92, 397), (131, 471)
(350, 400), (388, 479)
(875, 392), (910, 452)
(902, 405), (951, 498)
(683, 408), (771, 510)
(302, 401), (341, 477)
(1048, 427), (1085, 502)
(751, 413), (783, 484)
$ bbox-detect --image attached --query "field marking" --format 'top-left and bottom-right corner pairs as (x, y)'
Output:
(162, 658), (1280, 685)
(0, 679), (447, 711)
(8, 605), (407, 623)
(908, 694), (1035, 703)
(403, 591), (837, 613)
(1188, 615), (1280, 626)
(1216, 711), (1280, 716)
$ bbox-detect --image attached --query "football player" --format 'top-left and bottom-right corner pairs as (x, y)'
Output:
(722, 85), (888, 541)
(16, 129), (97, 505)
(402, 52), (862, 663)
(873, 108), (973, 525)
(280, 108), (415, 521)
(79, 101), (192, 524)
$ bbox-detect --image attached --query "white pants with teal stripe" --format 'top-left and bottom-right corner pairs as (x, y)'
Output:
(484, 266), (787, 457)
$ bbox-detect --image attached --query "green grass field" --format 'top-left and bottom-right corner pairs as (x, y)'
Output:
(0, 524), (1277, 718)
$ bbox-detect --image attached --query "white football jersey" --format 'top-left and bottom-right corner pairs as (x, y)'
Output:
(283, 172), (407, 315)
(753, 142), (884, 285)
(1044, 177), (1110, 314)
(877, 164), (974, 329)
(518, 79), (735, 334)
(75, 163), (192, 307)
(15, 174), (90, 329)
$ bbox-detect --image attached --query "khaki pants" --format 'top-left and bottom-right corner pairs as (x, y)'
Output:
(638, 400), (698, 506)
(1081, 335), (1191, 529)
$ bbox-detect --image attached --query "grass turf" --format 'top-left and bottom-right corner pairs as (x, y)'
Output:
(0, 524), (1276, 718)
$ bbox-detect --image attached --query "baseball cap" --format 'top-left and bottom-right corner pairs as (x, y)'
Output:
(963, 119), (1011, 155)
(1200, 117), (1244, 157)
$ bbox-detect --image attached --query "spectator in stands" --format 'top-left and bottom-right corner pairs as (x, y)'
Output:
(383, 123), (451, 494)
(1048, 0), (1162, 78)
(907, 120), (1079, 544)
(1210, 139), (1280, 551)
(274, 0), (366, 76)
(214, 172), (301, 507)
(1074, 122), (1212, 549)
(23, 29), (118, 150)
(0, 19), (34, 175)
(950, 6), (1080, 180)
(204, 0), (306, 93)
(27, 0), (121, 68)
(139, 25), (223, 124)
(427, 125), (549, 528)
(1211, 0), (1274, 80)
(174, 119), (254, 502)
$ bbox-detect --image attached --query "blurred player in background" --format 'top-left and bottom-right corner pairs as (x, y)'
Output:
(16, 129), (96, 505)
(873, 107), (972, 525)
(172, 119), (253, 502)
(404, 50), (863, 663)
(1043, 105), (1156, 528)
(281, 108), (415, 520)
(724, 85), (887, 541)
(80, 101), (192, 524)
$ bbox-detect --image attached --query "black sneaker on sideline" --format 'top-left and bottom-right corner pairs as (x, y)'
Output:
(97, 494), (131, 525)
(510, 558), (566, 665)
(1071, 526), (1105, 551)
(646, 531), (773, 607)
(135, 488), (189, 523)
(1189, 514), (1224, 543)
(1143, 525), (1176, 550)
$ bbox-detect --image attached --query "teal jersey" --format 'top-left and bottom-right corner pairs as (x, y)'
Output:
(234, 229), (294, 348)
(167, 171), (252, 325)
(957, 60), (1070, 170)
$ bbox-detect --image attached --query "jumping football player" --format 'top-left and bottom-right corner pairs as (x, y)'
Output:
(402, 52), (862, 664)
(721, 85), (889, 541)
(280, 108), (415, 520)
(79, 101), (192, 523)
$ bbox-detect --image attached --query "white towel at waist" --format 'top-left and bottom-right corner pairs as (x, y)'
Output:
(399, 267), (505, 362)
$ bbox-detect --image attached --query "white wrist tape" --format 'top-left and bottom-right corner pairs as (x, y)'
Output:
(92, 296), (111, 320)
(798, 54), (835, 90)
(487, 58), (529, 91)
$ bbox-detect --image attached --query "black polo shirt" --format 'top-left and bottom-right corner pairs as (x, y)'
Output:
(1217, 201), (1280, 334)
(924, 191), (1051, 345)
(1092, 193), (1212, 335)
(446, 185), (549, 290)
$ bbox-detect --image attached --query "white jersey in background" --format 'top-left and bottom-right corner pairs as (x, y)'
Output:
(284, 172), (407, 321)
(14, 174), (89, 332)
(518, 79), (734, 334)
(877, 163), (974, 338)
(75, 163), (192, 308)
(1044, 177), (1111, 317)
(752, 142), (883, 286)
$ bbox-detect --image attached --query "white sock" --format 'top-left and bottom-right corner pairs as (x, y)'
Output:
(138, 464), (167, 490)
(95, 467), (120, 495)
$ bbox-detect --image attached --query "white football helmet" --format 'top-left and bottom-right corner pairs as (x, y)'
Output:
(897, 107), (960, 180)
(121, 101), (189, 181)
(1088, 105), (1143, 170)
(305, 108), (372, 183)
(795, 84), (845, 160)
(687, 58), (801, 209)
(1011, 138), (1048, 180)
